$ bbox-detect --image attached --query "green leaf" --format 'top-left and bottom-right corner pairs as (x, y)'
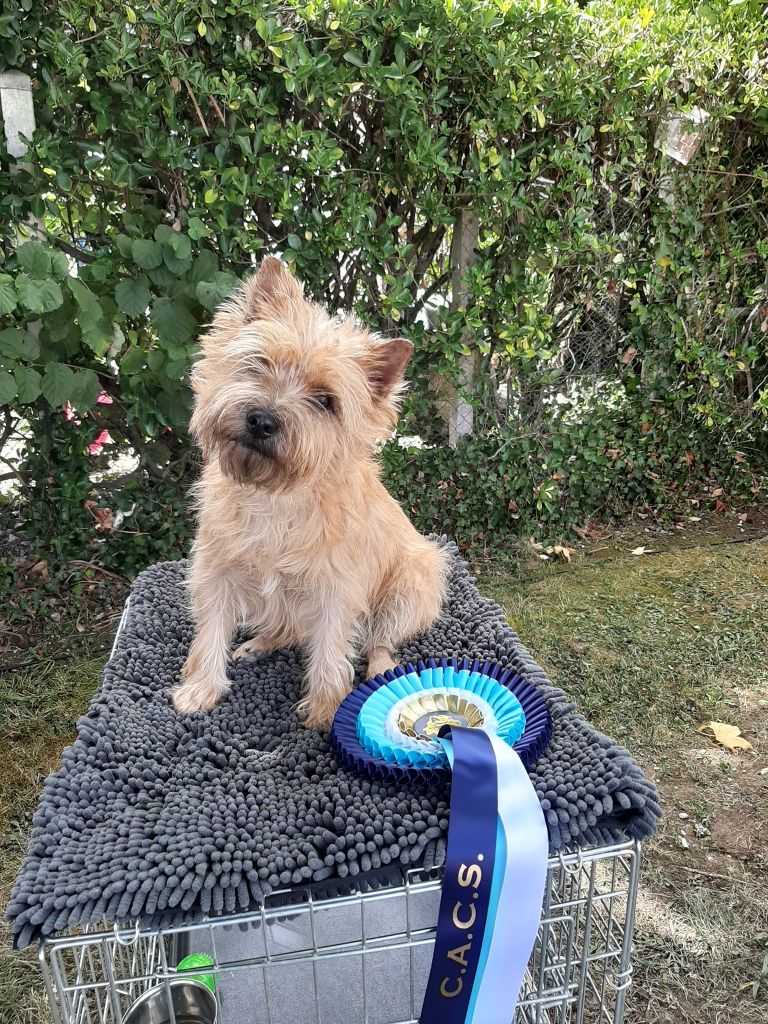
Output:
(151, 298), (197, 346)
(344, 51), (364, 68)
(203, 188), (218, 204)
(68, 278), (110, 351)
(17, 241), (51, 278)
(156, 388), (191, 427)
(115, 276), (151, 317)
(146, 265), (178, 291)
(15, 274), (64, 313)
(195, 272), (238, 311)
(120, 346), (146, 375)
(0, 275), (17, 315)
(131, 239), (164, 269)
(50, 250), (70, 280)
(163, 232), (193, 273)
(82, 322), (112, 356)
(187, 218), (211, 240)
(68, 277), (102, 321)
(0, 327), (40, 360)
(287, 233), (301, 250)
(115, 234), (134, 258)
(14, 365), (42, 404)
(189, 251), (219, 284)
(147, 348), (165, 371)
(89, 258), (112, 283)
(41, 362), (76, 407)
(167, 232), (192, 259)
(69, 368), (101, 409)
(0, 370), (16, 404)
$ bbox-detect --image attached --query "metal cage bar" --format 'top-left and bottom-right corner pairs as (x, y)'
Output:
(39, 840), (640, 1024)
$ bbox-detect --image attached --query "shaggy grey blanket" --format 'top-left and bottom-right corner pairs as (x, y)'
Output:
(7, 543), (660, 948)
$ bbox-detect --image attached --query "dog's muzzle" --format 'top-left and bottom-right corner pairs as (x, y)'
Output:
(242, 408), (281, 455)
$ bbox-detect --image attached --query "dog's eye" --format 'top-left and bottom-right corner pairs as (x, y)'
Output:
(313, 394), (334, 412)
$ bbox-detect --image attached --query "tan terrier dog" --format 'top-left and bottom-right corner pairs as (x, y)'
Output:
(171, 257), (448, 728)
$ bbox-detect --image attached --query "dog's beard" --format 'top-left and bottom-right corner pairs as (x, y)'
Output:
(195, 398), (350, 492)
(215, 435), (291, 488)
(211, 428), (338, 492)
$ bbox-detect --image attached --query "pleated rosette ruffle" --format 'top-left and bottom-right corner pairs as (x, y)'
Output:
(330, 658), (552, 782)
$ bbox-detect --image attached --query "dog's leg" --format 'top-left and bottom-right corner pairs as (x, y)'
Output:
(367, 645), (399, 680)
(172, 573), (239, 713)
(231, 636), (269, 660)
(296, 608), (356, 729)
(366, 545), (447, 680)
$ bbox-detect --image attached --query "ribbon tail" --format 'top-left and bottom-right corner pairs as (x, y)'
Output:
(466, 735), (549, 1024)
(420, 728), (498, 1024)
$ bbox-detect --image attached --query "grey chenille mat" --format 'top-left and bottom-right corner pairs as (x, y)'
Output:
(7, 540), (660, 948)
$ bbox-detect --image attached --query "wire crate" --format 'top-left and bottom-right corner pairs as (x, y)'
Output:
(39, 839), (640, 1024)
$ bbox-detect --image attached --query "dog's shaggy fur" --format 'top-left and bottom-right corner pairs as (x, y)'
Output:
(171, 257), (448, 727)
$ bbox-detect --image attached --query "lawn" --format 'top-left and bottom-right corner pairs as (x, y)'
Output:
(480, 537), (768, 1023)
(1, 535), (767, 1023)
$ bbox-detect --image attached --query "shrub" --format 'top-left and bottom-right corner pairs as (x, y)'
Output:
(0, 0), (766, 569)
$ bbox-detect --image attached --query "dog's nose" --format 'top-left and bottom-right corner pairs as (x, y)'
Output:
(246, 409), (279, 440)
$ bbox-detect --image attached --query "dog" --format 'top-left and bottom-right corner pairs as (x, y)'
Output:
(171, 257), (448, 728)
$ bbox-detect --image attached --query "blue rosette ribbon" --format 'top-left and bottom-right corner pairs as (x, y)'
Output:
(330, 657), (552, 1024)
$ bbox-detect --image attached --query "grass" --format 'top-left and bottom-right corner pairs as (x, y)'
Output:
(481, 540), (768, 1023)
(1, 540), (767, 1023)
(480, 542), (768, 746)
(0, 657), (104, 1024)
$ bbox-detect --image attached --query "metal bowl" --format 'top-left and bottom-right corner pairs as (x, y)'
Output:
(121, 979), (217, 1024)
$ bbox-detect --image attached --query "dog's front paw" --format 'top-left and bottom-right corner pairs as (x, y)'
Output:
(295, 695), (336, 731)
(171, 665), (230, 713)
(367, 649), (397, 680)
(231, 637), (265, 661)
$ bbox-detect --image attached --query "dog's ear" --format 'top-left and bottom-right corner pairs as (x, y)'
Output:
(243, 257), (303, 319)
(363, 338), (414, 399)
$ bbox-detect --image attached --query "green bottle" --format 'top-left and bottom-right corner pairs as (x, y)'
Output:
(176, 954), (217, 993)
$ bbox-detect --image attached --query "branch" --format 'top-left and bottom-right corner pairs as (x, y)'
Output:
(0, 408), (16, 449)
(209, 95), (226, 127)
(409, 271), (450, 320)
(184, 81), (210, 137)
(44, 234), (97, 264)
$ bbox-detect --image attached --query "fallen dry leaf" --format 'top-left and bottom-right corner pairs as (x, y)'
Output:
(552, 545), (576, 562)
(631, 545), (651, 556)
(18, 558), (49, 583)
(621, 346), (637, 365)
(93, 507), (115, 532)
(698, 721), (753, 752)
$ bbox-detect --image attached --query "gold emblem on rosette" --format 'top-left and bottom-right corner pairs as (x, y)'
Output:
(397, 693), (485, 742)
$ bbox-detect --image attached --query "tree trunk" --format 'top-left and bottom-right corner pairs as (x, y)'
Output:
(447, 210), (479, 447)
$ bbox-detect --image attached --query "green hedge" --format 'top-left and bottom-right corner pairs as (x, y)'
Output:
(1, 1), (767, 571)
